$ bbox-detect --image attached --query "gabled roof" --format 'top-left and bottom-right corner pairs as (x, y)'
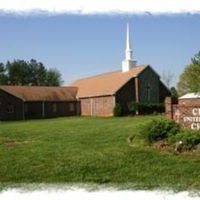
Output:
(71, 65), (148, 98)
(179, 93), (200, 99)
(159, 79), (171, 93)
(0, 86), (78, 101)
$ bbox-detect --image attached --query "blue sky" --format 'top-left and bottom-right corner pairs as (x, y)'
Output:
(0, 14), (200, 86)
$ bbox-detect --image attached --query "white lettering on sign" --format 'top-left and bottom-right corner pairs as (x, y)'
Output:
(183, 116), (200, 122)
(191, 123), (200, 130)
(192, 108), (200, 116)
(183, 108), (200, 130)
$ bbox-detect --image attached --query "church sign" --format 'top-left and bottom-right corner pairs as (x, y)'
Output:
(165, 94), (200, 130)
(182, 108), (200, 130)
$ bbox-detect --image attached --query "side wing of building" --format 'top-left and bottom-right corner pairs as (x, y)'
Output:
(0, 86), (79, 121)
(0, 89), (24, 120)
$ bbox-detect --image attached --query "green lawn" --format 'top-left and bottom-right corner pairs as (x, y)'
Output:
(0, 116), (200, 191)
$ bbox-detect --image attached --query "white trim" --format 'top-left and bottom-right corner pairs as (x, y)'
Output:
(179, 93), (200, 99)
(90, 98), (93, 116)
(113, 95), (116, 107)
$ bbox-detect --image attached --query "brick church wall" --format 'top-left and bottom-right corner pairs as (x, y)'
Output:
(80, 96), (115, 116)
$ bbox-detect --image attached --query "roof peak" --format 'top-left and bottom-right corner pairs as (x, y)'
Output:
(70, 65), (149, 98)
(71, 64), (148, 83)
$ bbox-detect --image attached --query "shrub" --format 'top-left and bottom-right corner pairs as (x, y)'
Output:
(128, 102), (139, 114)
(128, 102), (165, 115)
(140, 118), (180, 144)
(113, 103), (122, 117)
(169, 129), (200, 150)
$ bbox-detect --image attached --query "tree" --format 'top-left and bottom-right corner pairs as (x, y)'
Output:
(177, 51), (200, 96)
(162, 70), (173, 88)
(0, 63), (8, 85)
(170, 87), (178, 102)
(28, 59), (47, 86)
(0, 59), (63, 86)
(6, 60), (30, 85)
(46, 68), (62, 86)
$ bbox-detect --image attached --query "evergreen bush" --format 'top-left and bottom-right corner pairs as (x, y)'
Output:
(128, 102), (165, 115)
(128, 102), (139, 114)
(140, 118), (180, 144)
(113, 103), (122, 117)
(168, 129), (200, 150)
(140, 118), (200, 151)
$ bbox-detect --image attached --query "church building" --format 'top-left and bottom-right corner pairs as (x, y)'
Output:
(0, 24), (170, 120)
(70, 24), (170, 116)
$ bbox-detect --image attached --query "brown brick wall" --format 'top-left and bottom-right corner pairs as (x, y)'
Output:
(80, 96), (115, 116)
(165, 96), (173, 119)
(179, 99), (200, 106)
(165, 97), (200, 130)
(80, 98), (91, 116)
(177, 99), (200, 130)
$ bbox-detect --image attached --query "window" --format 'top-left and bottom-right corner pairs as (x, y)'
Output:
(53, 103), (57, 113)
(69, 103), (75, 112)
(7, 104), (14, 113)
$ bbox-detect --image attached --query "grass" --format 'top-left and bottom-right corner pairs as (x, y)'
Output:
(0, 116), (200, 191)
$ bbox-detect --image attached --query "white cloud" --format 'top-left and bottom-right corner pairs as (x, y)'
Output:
(0, 0), (200, 15)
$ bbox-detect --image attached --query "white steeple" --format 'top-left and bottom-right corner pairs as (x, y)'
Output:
(122, 23), (137, 72)
(126, 23), (131, 58)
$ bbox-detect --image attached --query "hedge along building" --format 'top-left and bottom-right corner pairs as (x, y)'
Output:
(0, 86), (78, 120)
(71, 24), (170, 116)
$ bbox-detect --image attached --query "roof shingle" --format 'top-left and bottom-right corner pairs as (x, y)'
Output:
(71, 65), (148, 98)
(0, 86), (78, 101)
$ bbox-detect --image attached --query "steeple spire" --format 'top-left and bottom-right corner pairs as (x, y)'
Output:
(122, 23), (136, 72)
(126, 23), (131, 51)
